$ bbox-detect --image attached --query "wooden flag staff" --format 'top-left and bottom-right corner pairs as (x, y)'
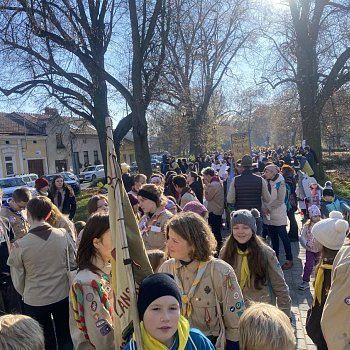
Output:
(105, 117), (143, 350)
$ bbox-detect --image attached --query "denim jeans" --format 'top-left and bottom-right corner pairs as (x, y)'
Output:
(267, 225), (293, 261)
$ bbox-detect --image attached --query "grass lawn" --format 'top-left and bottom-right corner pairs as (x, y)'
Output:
(323, 152), (350, 200)
(74, 188), (101, 222)
(325, 168), (350, 199)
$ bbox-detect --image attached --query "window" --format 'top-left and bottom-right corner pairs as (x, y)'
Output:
(83, 138), (87, 144)
(5, 141), (9, 144)
(123, 154), (127, 163)
(5, 156), (14, 176)
(33, 140), (37, 144)
(83, 151), (89, 165)
(94, 150), (98, 162)
(56, 133), (65, 148)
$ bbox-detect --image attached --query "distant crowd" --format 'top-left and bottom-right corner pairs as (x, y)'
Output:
(0, 145), (349, 350)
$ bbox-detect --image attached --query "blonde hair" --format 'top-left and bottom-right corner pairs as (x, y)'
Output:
(47, 203), (77, 240)
(0, 314), (45, 350)
(239, 303), (295, 350)
(165, 212), (217, 261)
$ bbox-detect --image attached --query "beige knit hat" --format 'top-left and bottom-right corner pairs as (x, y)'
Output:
(311, 211), (349, 250)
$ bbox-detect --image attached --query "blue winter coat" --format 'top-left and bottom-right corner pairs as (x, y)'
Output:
(124, 328), (215, 350)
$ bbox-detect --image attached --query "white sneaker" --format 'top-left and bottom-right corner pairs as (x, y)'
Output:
(298, 281), (310, 290)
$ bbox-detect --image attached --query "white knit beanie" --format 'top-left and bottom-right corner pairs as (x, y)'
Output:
(311, 211), (349, 250)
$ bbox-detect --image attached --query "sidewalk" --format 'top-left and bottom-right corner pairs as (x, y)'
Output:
(278, 214), (317, 350)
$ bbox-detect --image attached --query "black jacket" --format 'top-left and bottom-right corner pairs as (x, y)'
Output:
(49, 187), (76, 220)
(234, 170), (263, 212)
(189, 181), (203, 203)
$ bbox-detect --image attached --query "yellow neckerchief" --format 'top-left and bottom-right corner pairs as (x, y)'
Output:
(313, 263), (333, 305)
(134, 315), (190, 350)
(173, 260), (210, 318)
(237, 249), (250, 289)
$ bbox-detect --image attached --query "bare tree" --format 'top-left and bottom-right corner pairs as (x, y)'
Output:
(261, 0), (350, 177)
(157, 0), (252, 155)
(0, 0), (169, 176)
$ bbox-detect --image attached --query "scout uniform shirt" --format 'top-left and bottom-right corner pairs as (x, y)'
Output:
(0, 203), (29, 240)
(224, 244), (291, 317)
(70, 265), (114, 350)
(321, 242), (350, 350)
(159, 258), (245, 344)
(138, 207), (173, 250)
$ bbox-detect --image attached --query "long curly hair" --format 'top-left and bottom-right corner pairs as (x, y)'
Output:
(220, 233), (268, 290)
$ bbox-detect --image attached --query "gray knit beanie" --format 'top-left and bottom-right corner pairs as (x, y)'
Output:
(230, 209), (260, 234)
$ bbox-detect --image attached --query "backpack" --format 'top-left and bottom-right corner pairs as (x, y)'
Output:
(284, 183), (292, 211)
(284, 183), (298, 212)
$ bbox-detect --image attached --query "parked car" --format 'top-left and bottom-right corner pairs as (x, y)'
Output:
(79, 165), (105, 182)
(0, 176), (35, 204)
(60, 171), (79, 182)
(18, 173), (39, 187)
(44, 173), (81, 194)
(130, 162), (138, 173)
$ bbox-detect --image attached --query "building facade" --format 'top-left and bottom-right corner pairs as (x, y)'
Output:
(0, 110), (136, 176)
(0, 113), (48, 177)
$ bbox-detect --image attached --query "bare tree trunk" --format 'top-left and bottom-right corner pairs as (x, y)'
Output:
(132, 107), (152, 176)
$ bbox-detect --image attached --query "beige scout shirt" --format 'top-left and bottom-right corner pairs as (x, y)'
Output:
(220, 244), (291, 317)
(205, 181), (224, 216)
(159, 258), (244, 341)
(138, 207), (173, 250)
(7, 223), (75, 306)
(69, 266), (114, 350)
(321, 243), (350, 350)
(0, 206), (29, 240)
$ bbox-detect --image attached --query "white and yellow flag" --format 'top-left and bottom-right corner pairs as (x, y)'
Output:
(105, 117), (152, 349)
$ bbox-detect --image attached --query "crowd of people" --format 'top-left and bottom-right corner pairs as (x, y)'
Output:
(0, 146), (349, 350)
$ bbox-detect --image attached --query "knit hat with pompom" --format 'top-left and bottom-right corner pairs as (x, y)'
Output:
(230, 209), (260, 234)
(311, 211), (349, 250)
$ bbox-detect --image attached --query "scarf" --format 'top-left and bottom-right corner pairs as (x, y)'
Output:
(210, 176), (221, 183)
(173, 260), (210, 318)
(313, 263), (332, 305)
(237, 249), (250, 289)
(138, 208), (166, 236)
(135, 315), (190, 350)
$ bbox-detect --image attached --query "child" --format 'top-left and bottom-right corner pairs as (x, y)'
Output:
(320, 181), (345, 218)
(220, 209), (291, 317)
(239, 302), (295, 350)
(124, 273), (215, 350)
(0, 314), (45, 350)
(307, 183), (322, 208)
(298, 205), (322, 290)
(305, 211), (348, 349)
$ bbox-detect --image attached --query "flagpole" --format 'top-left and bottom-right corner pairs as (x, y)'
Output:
(105, 117), (143, 350)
